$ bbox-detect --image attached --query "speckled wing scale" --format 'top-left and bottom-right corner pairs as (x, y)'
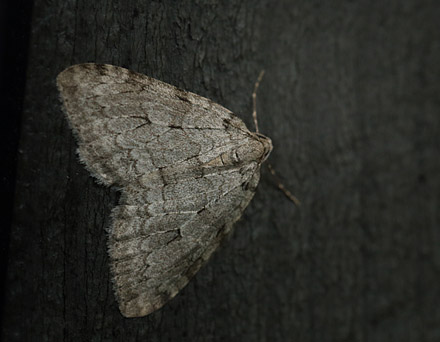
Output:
(56, 63), (273, 317)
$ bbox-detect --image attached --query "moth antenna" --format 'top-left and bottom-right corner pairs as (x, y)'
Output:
(252, 70), (300, 206)
(252, 70), (265, 133)
(267, 164), (301, 206)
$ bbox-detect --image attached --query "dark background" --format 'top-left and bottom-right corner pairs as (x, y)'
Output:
(0, 0), (33, 330)
(2, 0), (440, 341)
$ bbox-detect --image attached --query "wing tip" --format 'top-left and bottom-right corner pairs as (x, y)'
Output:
(57, 63), (118, 88)
(117, 292), (171, 318)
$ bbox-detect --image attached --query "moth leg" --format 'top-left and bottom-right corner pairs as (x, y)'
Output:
(267, 163), (301, 206)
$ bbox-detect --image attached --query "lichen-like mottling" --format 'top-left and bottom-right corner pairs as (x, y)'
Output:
(57, 63), (272, 318)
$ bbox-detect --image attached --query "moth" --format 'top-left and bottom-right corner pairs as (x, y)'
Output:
(57, 63), (273, 317)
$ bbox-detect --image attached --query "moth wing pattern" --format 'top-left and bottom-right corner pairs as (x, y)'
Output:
(57, 63), (272, 317)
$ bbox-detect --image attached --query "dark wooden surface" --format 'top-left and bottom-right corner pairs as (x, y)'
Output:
(2, 0), (440, 341)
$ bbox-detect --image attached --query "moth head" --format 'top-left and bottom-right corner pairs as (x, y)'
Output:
(233, 133), (273, 165)
(254, 132), (273, 163)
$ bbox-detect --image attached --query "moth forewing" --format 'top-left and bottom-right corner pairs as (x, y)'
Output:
(57, 63), (272, 317)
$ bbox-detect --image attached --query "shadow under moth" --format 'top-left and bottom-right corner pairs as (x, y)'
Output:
(57, 63), (273, 317)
